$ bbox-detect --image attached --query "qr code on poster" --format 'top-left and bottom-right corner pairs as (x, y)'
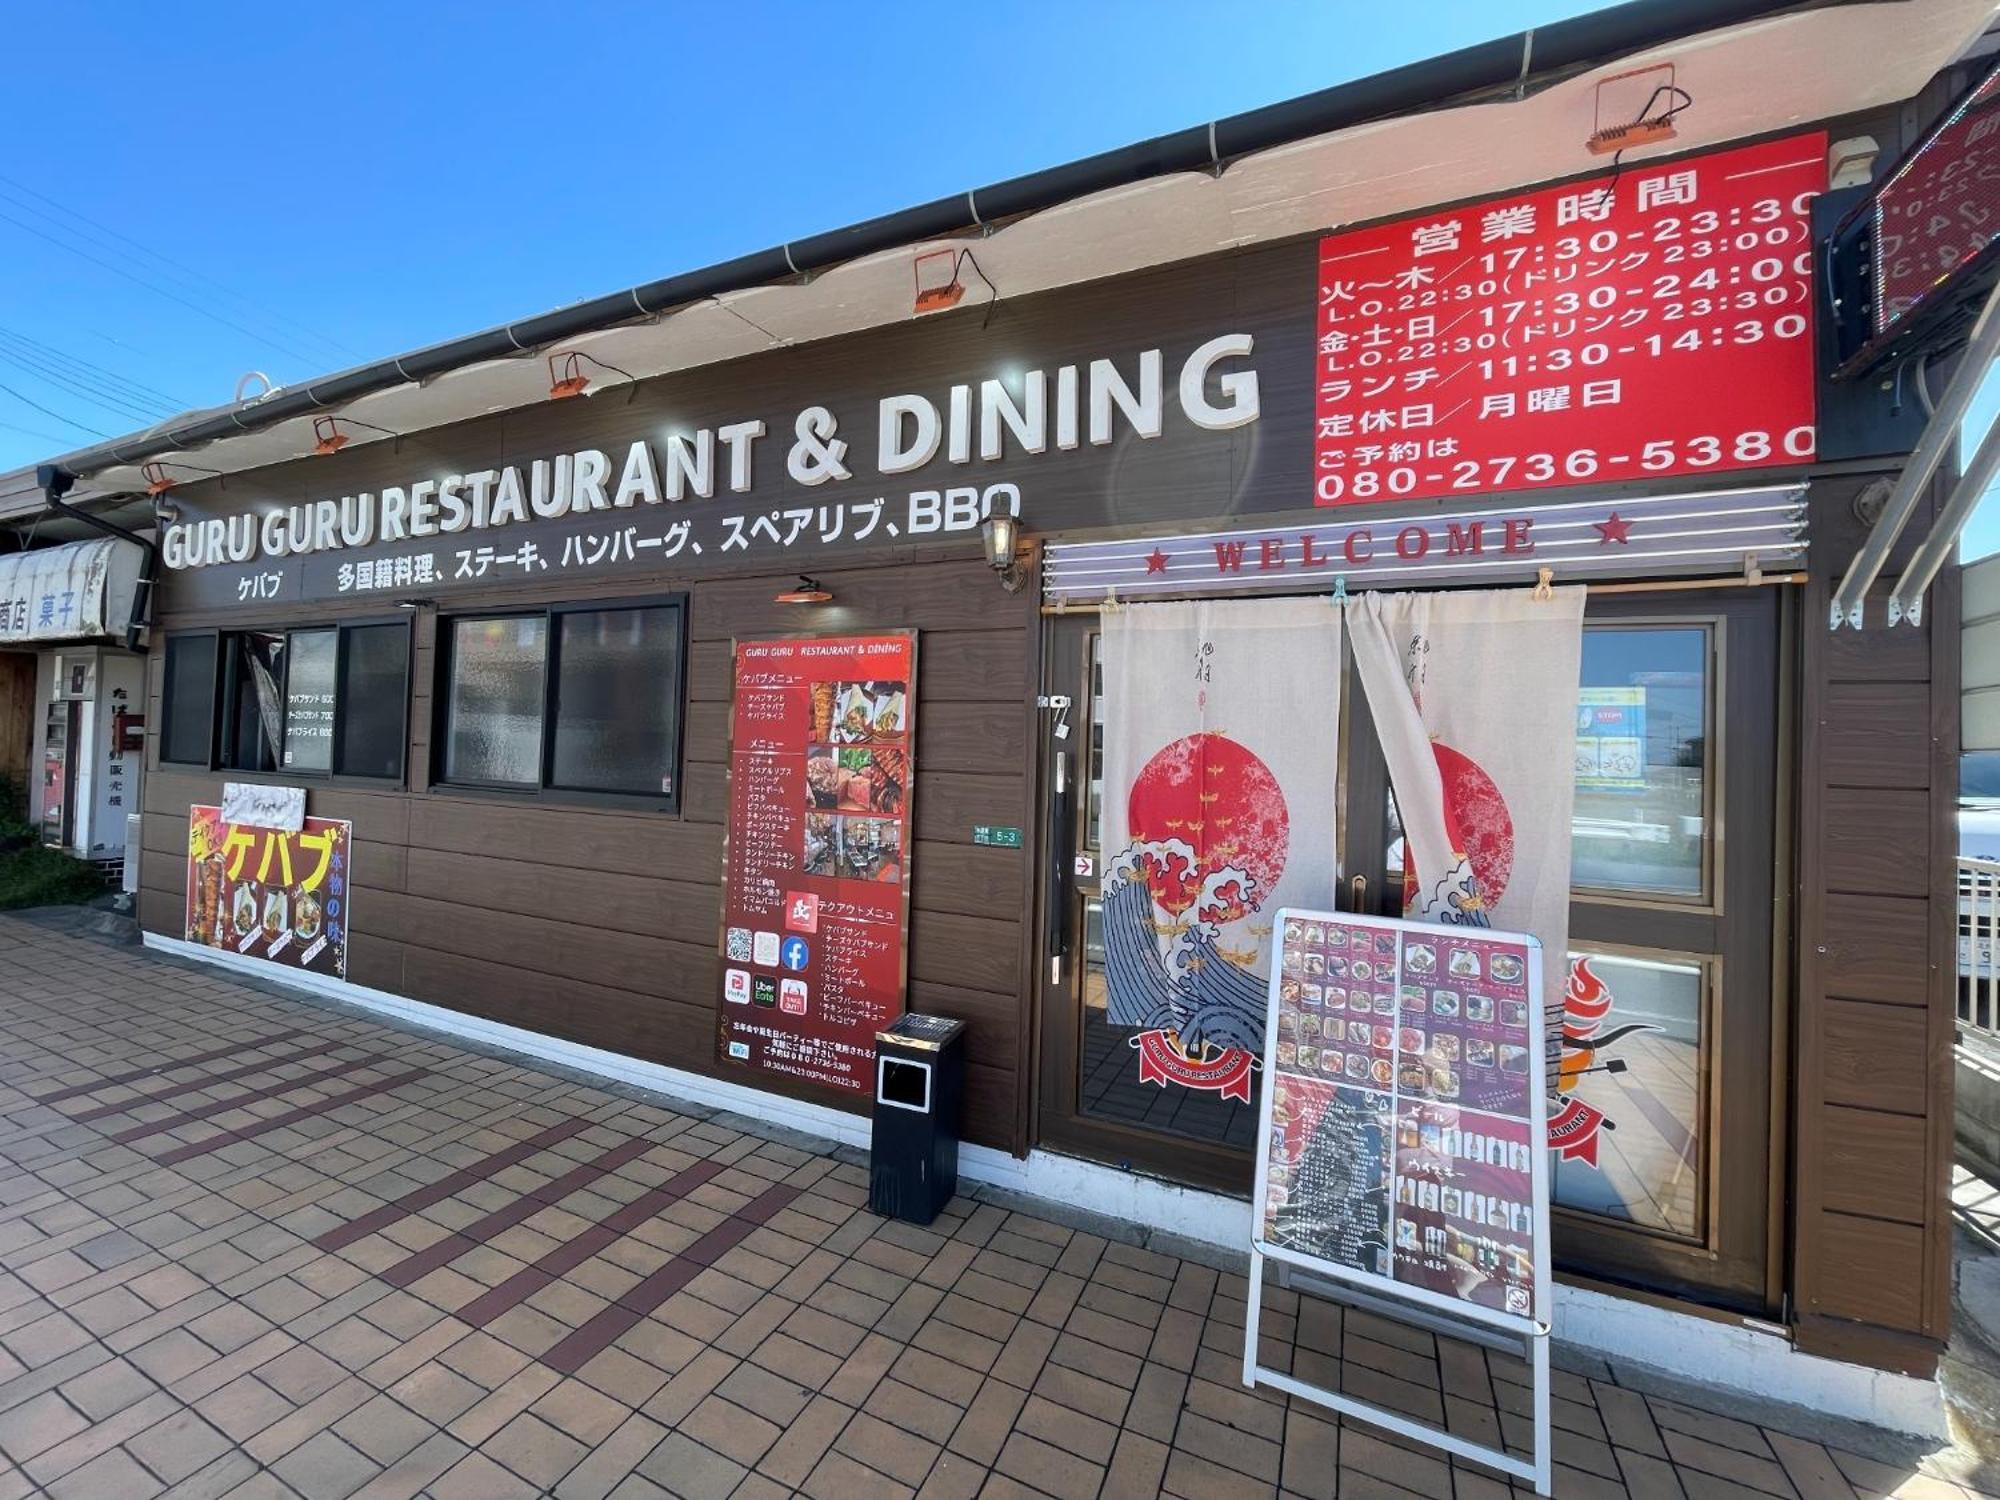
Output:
(725, 928), (752, 962)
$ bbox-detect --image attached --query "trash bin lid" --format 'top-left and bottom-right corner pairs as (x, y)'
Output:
(877, 1013), (964, 1051)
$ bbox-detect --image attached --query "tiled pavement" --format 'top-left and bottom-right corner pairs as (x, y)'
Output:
(0, 914), (1993, 1500)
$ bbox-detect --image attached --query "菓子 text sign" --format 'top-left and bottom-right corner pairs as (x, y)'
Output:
(717, 633), (916, 1095)
(1314, 132), (1826, 505)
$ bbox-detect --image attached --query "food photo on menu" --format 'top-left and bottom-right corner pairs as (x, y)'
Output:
(817, 680), (908, 744)
(805, 745), (907, 814)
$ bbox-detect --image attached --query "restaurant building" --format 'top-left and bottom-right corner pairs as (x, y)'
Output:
(11, 0), (1998, 1434)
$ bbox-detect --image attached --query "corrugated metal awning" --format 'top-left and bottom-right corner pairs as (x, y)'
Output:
(0, 538), (145, 645)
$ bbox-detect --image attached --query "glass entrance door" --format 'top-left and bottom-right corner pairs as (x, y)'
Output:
(1036, 585), (1784, 1313)
(1355, 588), (1783, 1314)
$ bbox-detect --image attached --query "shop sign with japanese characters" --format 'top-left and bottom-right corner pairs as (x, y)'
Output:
(155, 329), (1268, 609)
(184, 805), (352, 979)
(717, 633), (916, 1096)
(1314, 133), (1825, 505)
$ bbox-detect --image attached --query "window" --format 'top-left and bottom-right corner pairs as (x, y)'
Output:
(1553, 947), (1710, 1241)
(158, 623), (408, 780)
(439, 598), (685, 804)
(1570, 625), (1711, 901)
(160, 634), (217, 765)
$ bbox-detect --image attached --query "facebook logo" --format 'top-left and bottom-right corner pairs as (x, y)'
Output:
(781, 936), (810, 972)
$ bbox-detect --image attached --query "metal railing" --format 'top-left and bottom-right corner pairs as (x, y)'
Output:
(1962, 858), (2000, 1039)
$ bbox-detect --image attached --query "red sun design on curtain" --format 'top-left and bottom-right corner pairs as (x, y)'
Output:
(1107, 732), (1289, 1101)
(1402, 742), (1516, 915)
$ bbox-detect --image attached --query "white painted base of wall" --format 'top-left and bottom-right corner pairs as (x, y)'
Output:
(143, 933), (1949, 1441)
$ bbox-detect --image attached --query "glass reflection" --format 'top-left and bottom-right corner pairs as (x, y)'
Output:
(1571, 627), (1709, 898)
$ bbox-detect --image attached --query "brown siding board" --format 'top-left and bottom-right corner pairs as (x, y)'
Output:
(1823, 610), (1932, 683)
(918, 702), (1028, 775)
(1820, 892), (1929, 1006)
(1818, 788), (1932, 896)
(1793, 481), (1956, 1370)
(1821, 999), (1928, 1117)
(1810, 1211), (1926, 1327)
(406, 798), (721, 884)
(1819, 682), (1932, 789)
(909, 910), (1022, 997)
(404, 846), (716, 936)
(908, 841), (1024, 919)
(1817, 1105), (1928, 1224)
(359, 890), (717, 1005)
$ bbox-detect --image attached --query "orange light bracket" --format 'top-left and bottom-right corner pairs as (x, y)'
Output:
(913, 249), (966, 314)
(1588, 64), (1686, 157)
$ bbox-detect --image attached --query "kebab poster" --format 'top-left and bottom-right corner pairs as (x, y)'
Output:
(184, 805), (353, 979)
(717, 633), (915, 1095)
(1256, 908), (1548, 1322)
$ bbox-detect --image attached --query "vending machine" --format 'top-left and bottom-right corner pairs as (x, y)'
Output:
(39, 695), (78, 850)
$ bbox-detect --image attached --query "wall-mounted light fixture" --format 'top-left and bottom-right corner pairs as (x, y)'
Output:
(547, 350), (639, 402)
(982, 512), (1026, 592)
(913, 249), (966, 314)
(774, 575), (833, 604)
(312, 415), (399, 456)
(1587, 64), (1690, 157)
(913, 248), (1000, 321)
(141, 461), (223, 496)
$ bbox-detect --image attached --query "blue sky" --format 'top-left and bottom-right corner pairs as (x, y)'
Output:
(6, 2), (1995, 556)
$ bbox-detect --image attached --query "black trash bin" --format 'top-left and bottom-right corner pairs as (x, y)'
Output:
(869, 1014), (966, 1225)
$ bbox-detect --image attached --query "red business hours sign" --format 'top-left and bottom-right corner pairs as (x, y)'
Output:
(1313, 132), (1826, 505)
(717, 634), (915, 1095)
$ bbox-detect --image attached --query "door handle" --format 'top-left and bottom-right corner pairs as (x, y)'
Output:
(1350, 875), (1369, 913)
(1047, 751), (1073, 983)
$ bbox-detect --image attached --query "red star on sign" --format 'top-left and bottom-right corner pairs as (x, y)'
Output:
(1145, 547), (1170, 574)
(1593, 511), (1633, 545)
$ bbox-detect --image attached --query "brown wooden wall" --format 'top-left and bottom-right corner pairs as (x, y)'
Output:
(0, 651), (33, 816)
(136, 544), (1041, 1154)
(1793, 478), (1959, 1376)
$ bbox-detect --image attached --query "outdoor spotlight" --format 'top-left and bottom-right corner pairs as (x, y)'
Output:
(775, 576), (833, 604)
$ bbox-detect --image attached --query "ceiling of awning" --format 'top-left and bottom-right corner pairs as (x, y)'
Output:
(54, 0), (2000, 502)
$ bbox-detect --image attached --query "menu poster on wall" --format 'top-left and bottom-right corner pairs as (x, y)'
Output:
(184, 805), (352, 978)
(1254, 908), (1548, 1321)
(1313, 131), (1825, 506)
(717, 633), (916, 1095)
(1574, 687), (1647, 792)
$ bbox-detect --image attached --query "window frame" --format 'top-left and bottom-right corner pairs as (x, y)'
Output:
(159, 630), (221, 768)
(431, 592), (688, 813)
(157, 618), (412, 786)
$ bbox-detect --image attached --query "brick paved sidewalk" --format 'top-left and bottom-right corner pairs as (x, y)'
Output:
(0, 912), (1990, 1500)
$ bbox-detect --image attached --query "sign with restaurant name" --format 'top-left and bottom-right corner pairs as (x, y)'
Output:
(718, 633), (916, 1096)
(1314, 132), (1825, 505)
(185, 805), (351, 978)
(156, 333), (1262, 606)
(1040, 486), (1806, 603)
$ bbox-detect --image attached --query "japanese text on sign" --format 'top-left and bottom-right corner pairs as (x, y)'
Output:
(1255, 910), (1549, 1322)
(1314, 133), (1826, 505)
(717, 634), (917, 1095)
(184, 806), (352, 978)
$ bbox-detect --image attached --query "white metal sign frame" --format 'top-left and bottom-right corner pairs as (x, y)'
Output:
(1243, 906), (1552, 1495)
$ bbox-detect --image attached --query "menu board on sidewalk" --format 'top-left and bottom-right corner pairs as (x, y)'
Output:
(1253, 908), (1549, 1324)
(1313, 131), (1825, 505)
(184, 805), (352, 978)
(717, 633), (916, 1095)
